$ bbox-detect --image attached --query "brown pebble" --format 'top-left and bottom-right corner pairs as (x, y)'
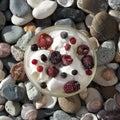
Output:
(58, 95), (81, 113)
(0, 60), (3, 70)
(24, 22), (36, 32)
(114, 93), (120, 107)
(10, 61), (26, 81)
(0, 43), (11, 58)
(115, 52), (120, 62)
(90, 11), (118, 42)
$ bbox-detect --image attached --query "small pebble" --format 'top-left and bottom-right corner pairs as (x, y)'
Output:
(0, 69), (5, 81)
(56, 0), (74, 7)
(0, 105), (5, 112)
(0, 60), (3, 70)
(109, 10), (120, 22)
(24, 22), (36, 32)
(81, 113), (98, 120)
(2, 25), (24, 44)
(108, 0), (120, 10)
(4, 10), (12, 22)
(0, 116), (12, 120)
(5, 101), (21, 116)
(79, 88), (89, 100)
(85, 14), (94, 28)
(0, 11), (6, 31)
(58, 95), (81, 113)
(10, 0), (31, 17)
(32, 0), (57, 19)
(0, 43), (11, 58)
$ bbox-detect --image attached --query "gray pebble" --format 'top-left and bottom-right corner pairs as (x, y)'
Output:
(5, 101), (21, 116)
(55, 18), (76, 28)
(52, 8), (85, 22)
(4, 10), (12, 22)
(10, 0), (31, 17)
(97, 40), (116, 65)
(0, 11), (6, 31)
(0, 0), (9, 11)
(15, 31), (34, 51)
(2, 25), (24, 44)
(0, 116), (13, 120)
(0, 91), (6, 105)
(108, 0), (120, 10)
(2, 84), (25, 101)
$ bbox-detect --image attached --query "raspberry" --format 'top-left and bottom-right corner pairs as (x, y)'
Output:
(64, 80), (80, 93)
(81, 55), (94, 69)
(70, 37), (76, 44)
(62, 54), (73, 66)
(65, 44), (71, 51)
(50, 51), (62, 64)
(46, 66), (59, 77)
(38, 33), (53, 49)
(32, 59), (38, 65)
(77, 44), (89, 55)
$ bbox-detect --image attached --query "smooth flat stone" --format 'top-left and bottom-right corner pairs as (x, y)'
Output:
(2, 25), (24, 44)
(0, 0), (9, 11)
(32, 0), (57, 19)
(10, 0), (31, 17)
(0, 11), (6, 31)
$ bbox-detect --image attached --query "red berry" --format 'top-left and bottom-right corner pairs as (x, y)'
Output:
(70, 37), (76, 44)
(62, 54), (73, 66)
(46, 66), (59, 77)
(77, 44), (89, 55)
(86, 69), (92, 75)
(65, 44), (71, 50)
(38, 33), (53, 49)
(32, 59), (38, 65)
(64, 80), (80, 93)
(37, 66), (43, 72)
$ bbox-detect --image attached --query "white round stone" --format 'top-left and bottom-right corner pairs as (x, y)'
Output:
(27, 0), (43, 8)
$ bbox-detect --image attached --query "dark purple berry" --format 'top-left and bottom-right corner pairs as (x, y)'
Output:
(71, 70), (78, 75)
(81, 55), (94, 69)
(41, 54), (47, 62)
(60, 72), (67, 78)
(40, 82), (47, 89)
(31, 44), (38, 51)
(77, 44), (89, 55)
(50, 51), (62, 64)
(60, 31), (68, 39)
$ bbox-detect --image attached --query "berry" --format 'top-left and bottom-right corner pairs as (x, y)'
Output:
(60, 72), (67, 78)
(77, 44), (89, 55)
(46, 66), (59, 77)
(31, 44), (38, 51)
(70, 37), (76, 44)
(71, 70), (78, 75)
(86, 69), (92, 75)
(65, 44), (71, 51)
(60, 31), (68, 39)
(40, 82), (47, 89)
(64, 80), (80, 93)
(38, 33), (53, 49)
(37, 66), (43, 72)
(32, 59), (38, 65)
(62, 54), (73, 66)
(81, 55), (94, 69)
(41, 54), (47, 62)
(50, 51), (62, 64)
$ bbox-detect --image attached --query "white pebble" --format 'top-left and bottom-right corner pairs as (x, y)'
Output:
(57, 0), (74, 7)
(32, 0), (57, 19)
(27, 0), (43, 8)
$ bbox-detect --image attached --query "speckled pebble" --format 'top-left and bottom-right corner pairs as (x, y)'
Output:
(0, 0), (9, 11)
(0, 11), (6, 31)
(108, 0), (120, 10)
(97, 40), (116, 65)
(2, 83), (25, 101)
(5, 101), (21, 116)
(2, 25), (24, 44)
(25, 81), (41, 101)
(10, 0), (31, 17)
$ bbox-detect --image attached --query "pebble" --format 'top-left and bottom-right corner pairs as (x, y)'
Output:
(108, 0), (120, 10)
(0, 0), (9, 11)
(90, 11), (118, 42)
(0, 69), (5, 81)
(0, 60), (3, 70)
(4, 10), (12, 22)
(58, 95), (81, 113)
(21, 103), (38, 120)
(109, 10), (120, 22)
(55, 18), (76, 27)
(10, 0), (31, 17)
(11, 11), (34, 26)
(0, 43), (11, 58)
(77, 0), (108, 14)
(11, 46), (24, 62)
(85, 88), (103, 113)
(0, 105), (5, 112)
(96, 40), (116, 65)
(85, 14), (94, 28)
(79, 88), (89, 100)
(2, 25), (24, 44)
(0, 116), (12, 120)
(0, 11), (6, 31)
(25, 81), (41, 101)
(117, 37), (120, 53)
(56, 0), (74, 7)
(52, 8), (86, 22)
(0, 91), (6, 105)
(1, 83), (25, 101)
(23, 22), (36, 32)
(27, 0), (43, 8)
(5, 101), (21, 116)
(81, 113), (98, 120)
(32, 0), (57, 19)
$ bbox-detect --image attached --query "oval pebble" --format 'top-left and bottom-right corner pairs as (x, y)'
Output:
(0, 11), (6, 31)
(2, 84), (25, 101)
(5, 101), (21, 116)
(32, 0), (57, 19)
(0, 43), (11, 58)
(108, 0), (120, 10)
(10, 0), (31, 17)
(0, 116), (12, 120)
(2, 25), (24, 44)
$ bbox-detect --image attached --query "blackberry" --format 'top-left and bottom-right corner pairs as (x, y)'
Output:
(40, 82), (47, 89)
(41, 54), (47, 62)
(71, 70), (78, 75)
(31, 44), (38, 51)
(50, 51), (62, 64)
(60, 72), (67, 78)
(60, 31), (68, 39)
